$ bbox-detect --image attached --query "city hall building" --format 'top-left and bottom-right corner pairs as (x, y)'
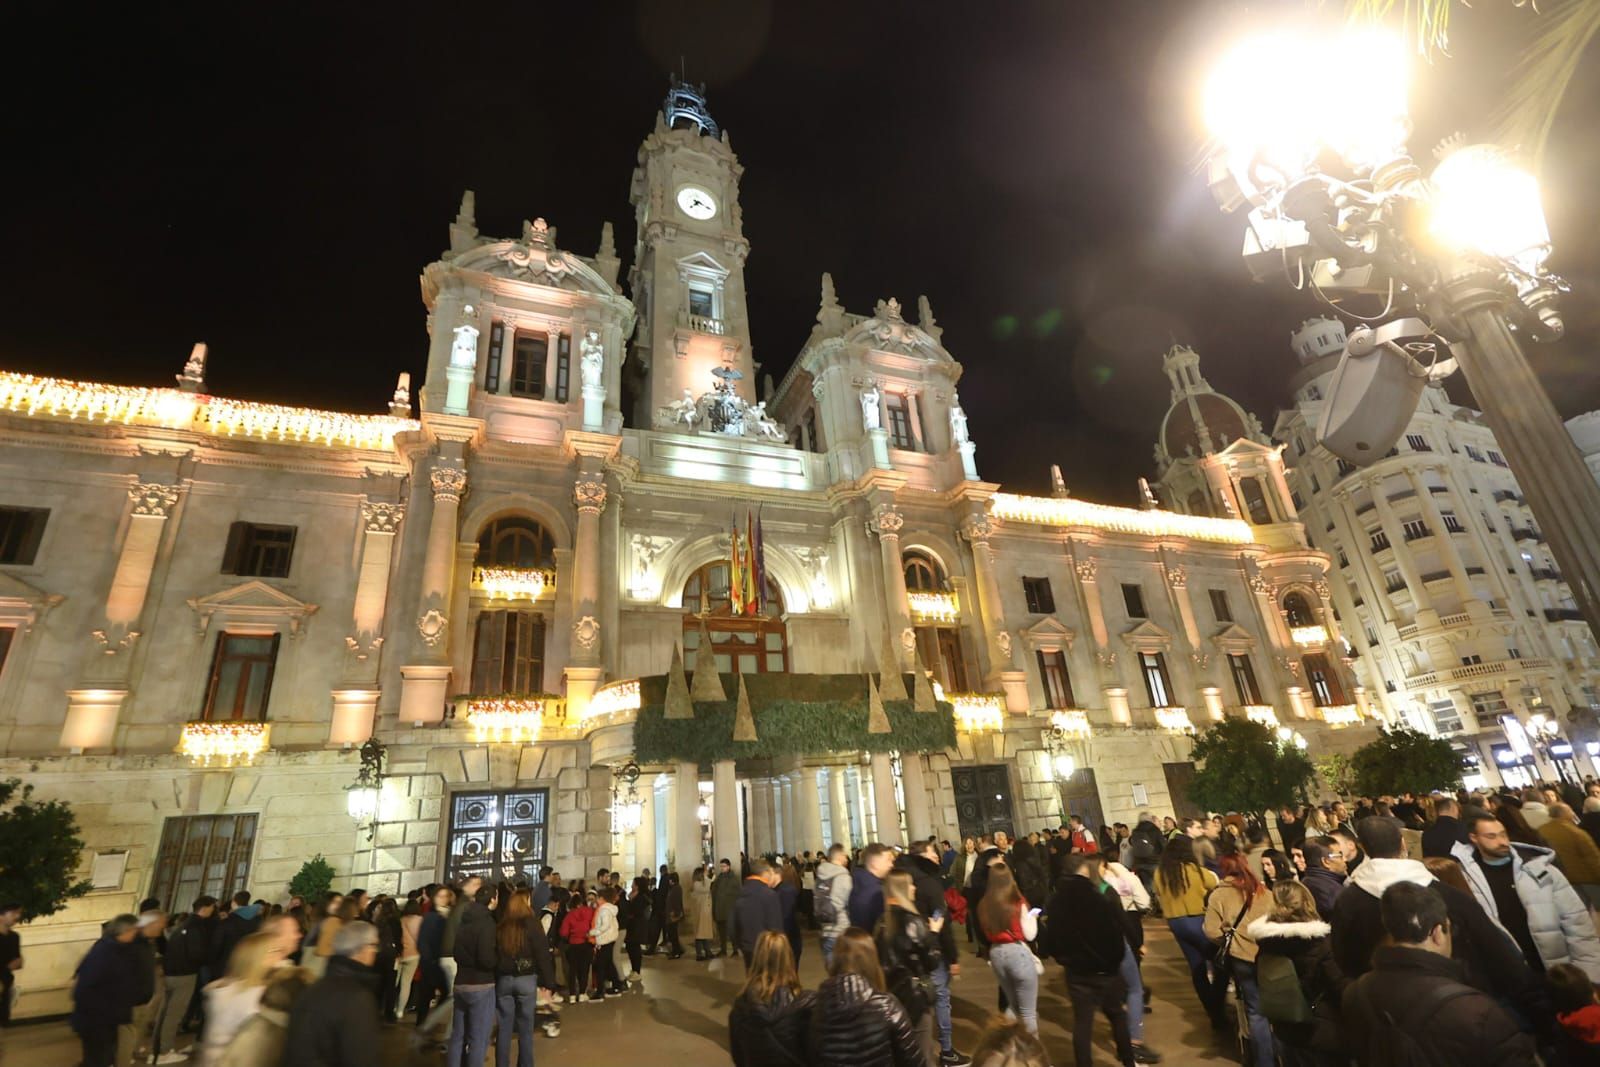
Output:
(0, 83), (1459, 1015)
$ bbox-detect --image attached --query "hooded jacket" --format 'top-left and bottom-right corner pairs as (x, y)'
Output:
(1041, 875), (1126, 977)
(1247, 917), (1346, 1055)
(809, 973), (925, 1067)
(1331, 853), (1550, 1027)
(732, 878), (783, 957)
(894, 853), (957, 964)
(1452, 839), (1600, 980)
(1300, 865), (1345, 921)
(1541, 817), (1600, 886)
(814, 860), (853, 939)
(729, 988), (815, 1067)
(1522, 801), (1552, 830)
(281, 955), (380, 1067)
(212, 903), (262, 970)
(451, 900), (499, 985)
(215, 1005), (289, 1067)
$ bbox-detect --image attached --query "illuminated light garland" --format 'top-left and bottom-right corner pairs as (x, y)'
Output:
(1244, 705), (1280, 727)
(1320, 704), (1361, 728)
(989, 492), (1253, 544)
(465, 698), (554, 742)
(906, 590), (959, 622)
(0, 371), (418, 451)
(1290, 624), (1329, 647)
(949, 692), (1006, 733)
(587, 679), (641, 720)
(1050, 709), (1093, 739)
(1154, 707), (1195, 734)
(472, 567), (553, 601)
(179, 721), (271, 766)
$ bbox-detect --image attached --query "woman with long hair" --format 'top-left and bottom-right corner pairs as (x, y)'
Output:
(1008, 838), (1048, 909)
(691, 865), (716, 961)
(494, 888), (555, 1067)
(199, 931), (284, 1067)
(395, 899), (423, 1022)
(1204, 853), (1276, 1067)
(368, 897), (402, 1020)
(728, 930), (815, 1067)
(662, 871), (686, 960)
(876, 870), (944, 1065)
(979, 863), (1039, 1034)
(622, 876), (652, 982)
(1260, 849), (1294, 890)
(812, 928), (925, 1067)
(1153, 835), (1221, 1020)
(215, 966), (312, 1067)
(1245, 881), (1343, 1067)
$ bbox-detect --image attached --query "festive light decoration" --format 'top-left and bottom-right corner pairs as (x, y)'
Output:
(1277, 726), (1310, 750)
(472, 567), (553, 601)
(949, 692), (1005, 733)
(989, 493), (1253, 544)
(0, 371), (418, 451)
(1320, 704), (1361, 728)
(465, 698), (554, 742)
(587, 679), (642, 720)
(1154, 707), (1194, 734)
(906, 590), (959, 622)
(1244, 705), (1280, 727)
(1290, 624), (1329, 647)
(1049, 709), (1093, 740)
(179, 721), (271, 766)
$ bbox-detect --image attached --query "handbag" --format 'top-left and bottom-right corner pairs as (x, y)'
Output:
(1214, 894), (1253, 963)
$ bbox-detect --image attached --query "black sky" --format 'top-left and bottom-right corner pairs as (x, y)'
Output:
(5, 1), (1598, 505)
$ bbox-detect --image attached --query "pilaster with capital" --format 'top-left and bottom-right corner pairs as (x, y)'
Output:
(961, 513), (1014, 679)
(1068, 547), (1113, 684)
(868, 503), (913, 669)
(90, 481), (185, 679)
(345, 501), (405, 682)
(1163, 559), (1205, 696)
(569, 468), (608, 671)
(416, 463), (467, 660)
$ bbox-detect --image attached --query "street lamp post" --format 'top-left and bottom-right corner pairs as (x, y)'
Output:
(1201, 24), (1600, 644)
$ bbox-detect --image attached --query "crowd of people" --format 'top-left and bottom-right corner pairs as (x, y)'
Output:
(50, 778), (1600, 1066)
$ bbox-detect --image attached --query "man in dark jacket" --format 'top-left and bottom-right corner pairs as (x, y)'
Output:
(731, 860), (784, 968)
(71, 914), (140, 1067)
(847, 843), (894, 933)
(712, 858), (741, 958)
(1299, 839), (1347, 920)
(897, 840), (968, 1066)
(283, 920), (381, 1067)
(123, 911), (165, 1065)
(211, 890), (262, 972)
(1127, 814), (1165, 897)
(1330, 816), (1548, 1029)
(446, 883), (498, 1067)
(1343, 881), (1536, 1066)
(1041, 855), (1136, 1067)
(154, 897), (213, 1061)
(1422, 797), (1466, 858)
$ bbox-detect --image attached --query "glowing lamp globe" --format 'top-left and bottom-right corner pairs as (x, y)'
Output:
(346, 785), (379, 820)
(1430, 145), (1551, 276)
(1053, 754), (1077, 781)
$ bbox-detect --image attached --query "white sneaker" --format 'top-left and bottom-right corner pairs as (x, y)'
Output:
(154, 1053), (190, 1065)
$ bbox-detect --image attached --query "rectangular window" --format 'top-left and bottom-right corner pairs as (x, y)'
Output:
(1301, 652), (1346, 706)
(1295, 436), (1306, 455)
(554, 333), (570, 403)
(1402, 518), (1430, 541)
(1121, 583), (1146, 619)
(0, 506), (48, 566)
(484, 322), (506, 394)
(1291, 491), (1305, 510)
(147, 813), (258, 914)
(1508, 647), (1522, 660)
(1309, 474), (1320, 494)
(201, 633), (280, 721)
(1022, 577), (1055, 614)
(1209, 589), (1232, 623)
(1406, 434), (1432, 452)
(446, 789), (549, 885)
(884, 392), (915, 450)
(1460, 654), (1482, 666)
(1442, 511), (1464, 533)
(1430, 698), (1462, 735)
(1037, 649), (1076, 709)
(1338, 550), (1349, 568)
(1228, 653), (1263, 705)
(221, 522), (297, 578)
(688, 285), (715, 320)
(1365, 626), (1378, 647)
(1370, 530), (1391, 552)
(1470, 690), (1509, 726)
(471, 611), (547, 693)
(1383, 569), (1405, 593)
(1139, 651), (1173, 707)
(1465, 445), (1484, 462)
(509, 330), (548, 399)
(1488, 450), (1508, 467)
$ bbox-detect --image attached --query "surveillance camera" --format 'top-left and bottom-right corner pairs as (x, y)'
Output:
(1314, 318), (1435, 466)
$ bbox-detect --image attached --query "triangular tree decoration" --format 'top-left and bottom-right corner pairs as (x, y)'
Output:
(878, 630), (909, 702)
(912, 645), (937, 712)
(732, 674), (758, 742)
(690, 619), (726, 702)
(867, 675), (892, 734)
(664, 643), (695, 720)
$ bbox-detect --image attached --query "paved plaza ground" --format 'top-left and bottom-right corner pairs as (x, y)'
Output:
(7, 920), (1241, 1066)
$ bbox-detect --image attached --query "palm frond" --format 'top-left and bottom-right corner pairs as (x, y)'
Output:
(1341, 0), (1458, 55)
(1492, 0), (1600, 167)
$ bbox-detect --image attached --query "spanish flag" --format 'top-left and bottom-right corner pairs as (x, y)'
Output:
(729, 518), (745, 616)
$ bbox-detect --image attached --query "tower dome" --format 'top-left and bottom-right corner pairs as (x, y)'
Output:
(1156, 343), (1258, 460)
(662, 76), (719, 137)
(1289, 316), (1347, 365)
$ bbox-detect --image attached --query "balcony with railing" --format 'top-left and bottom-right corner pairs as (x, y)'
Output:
(1546, 607), (1586, 622)
(1152, 706), (1195, 733)
(1511, 527), (1541, 542)
(1531, 568), (1563, 582)
(948, 692), (1006, 733)
(178, 721), (271, 766)
(678, 311), (728, 336)
(907, 590), (960, 623)
(1290, 624), (1329, 648)
(471, 567), (556, 601)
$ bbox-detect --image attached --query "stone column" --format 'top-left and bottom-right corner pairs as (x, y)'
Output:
(565, 465), (608, 716)
(869, 751), (900, 845)
(333, 500), (405, 746)
(1330, 491), (1396, 627)
(1162, 560), (1205, 703)
(674, 760), (702, 873)
(712, 760), (740, 865)
(964, 514), (1028, 711)
(869, 503), (913, 669)
(795, 767), (824, 856)
(1405, 467), (1474, 606)
(828, 766), (852, 850)
(750, 778), (772, 856)
(400, 462), (465, 725)
(779, 776), (796, 855)
(902, 753), (932, 842)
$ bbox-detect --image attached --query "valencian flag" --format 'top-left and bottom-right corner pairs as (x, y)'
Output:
(728, 515), (746, 616)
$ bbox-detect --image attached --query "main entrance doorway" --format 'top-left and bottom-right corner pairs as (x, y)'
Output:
(1163, 762), (1203, 822)
(953, 764), (1015, 841)
(1057, 768), (1105, 833)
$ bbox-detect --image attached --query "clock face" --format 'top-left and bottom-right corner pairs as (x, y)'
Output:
(676, 186), (718, 220)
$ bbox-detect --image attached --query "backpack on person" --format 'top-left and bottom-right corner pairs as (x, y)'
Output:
(1130, 828), (1160, 864)
(1348, 974), (1478, 1067)
(1255, 953), (1311, 1024)
(814, 874), (839, 927)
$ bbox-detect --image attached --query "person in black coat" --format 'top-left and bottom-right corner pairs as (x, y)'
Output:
(731, 861), (784, 968)
(1422, 798), (1466, 859)
(282, 920), (381, 1067)
(729, 930), (815, 1067)
(212, 890), (263, 972)
(1247, 882), (1347, 1065)
(72, 915), (141, 1067)
(1298, 839), (1347, 921)
(1041, 855), (1136, 1067)
(810, 929), (926, 1067)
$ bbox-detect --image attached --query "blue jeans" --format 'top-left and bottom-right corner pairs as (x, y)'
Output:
(446, 984), (495, 1067)
(1230, 957), (1276, 1067)
(1120, 943), (1145, 1043)
(1167, 916), (1219, 1014)
(820, 935), (836, 967)
(495, 975), (538, 1067)
(930, 961), (954, 1054)
(987, 942), (1039, 1033)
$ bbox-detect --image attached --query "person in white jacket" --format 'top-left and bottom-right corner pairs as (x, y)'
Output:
(1452, 811), (1600, 981)
(1099, 858), (1160, 1063)
(590, 888), (622, 1000)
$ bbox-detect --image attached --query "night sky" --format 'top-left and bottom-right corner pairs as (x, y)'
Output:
(5, 2), (1598, 505)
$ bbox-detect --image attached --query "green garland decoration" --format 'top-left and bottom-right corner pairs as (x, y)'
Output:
(632, 673), (957, 764)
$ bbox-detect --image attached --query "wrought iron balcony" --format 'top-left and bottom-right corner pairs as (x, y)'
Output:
(472, 567), (556, 601)
(179, 721), (271, 766)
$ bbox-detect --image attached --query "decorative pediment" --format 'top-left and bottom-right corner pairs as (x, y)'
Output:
(0, 572), (64, 632)
(676, 251), (729, 279)
(187, 581), (319, 638)
(1211, 623), (1258, 654)
(453, 239), (619, 298)
(1020, 616), (1077, 651)
(842, 299), (952, 362)
(1121, 619), (1173, 652)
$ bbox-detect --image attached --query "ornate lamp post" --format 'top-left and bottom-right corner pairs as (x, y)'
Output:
(1200, 22), (1600, 643)
(345, 738), (386, 841)
(612, 760), (644, 834)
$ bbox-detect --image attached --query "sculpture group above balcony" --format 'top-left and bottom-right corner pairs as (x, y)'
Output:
(654, 366), (789, 444)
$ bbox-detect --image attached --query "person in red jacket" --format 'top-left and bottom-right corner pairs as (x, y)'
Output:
(558, 891), (597, 1003)
(1068, 815), (1099, 855)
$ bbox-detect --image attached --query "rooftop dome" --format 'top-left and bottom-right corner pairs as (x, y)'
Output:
(1156, 344), (1261, 460)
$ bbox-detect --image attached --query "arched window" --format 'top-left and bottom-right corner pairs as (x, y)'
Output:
(682, 561), (788, 673)
(1238, 477), (1272, 525)
(903, 550), (948, 593)
(477, 516), (555, 569)
(1282, 592), (1315, 629)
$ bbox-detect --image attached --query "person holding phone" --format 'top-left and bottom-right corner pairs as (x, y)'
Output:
(896, 839), (969, 1065)
(875, 871), (944, 1066)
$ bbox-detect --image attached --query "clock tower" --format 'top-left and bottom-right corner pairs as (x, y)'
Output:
(628, 79), (757, 427)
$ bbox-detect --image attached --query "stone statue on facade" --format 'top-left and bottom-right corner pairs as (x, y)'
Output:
(860, 382), (881, 431)
(742, 402), (787, 442)
(450, 309), (480, 369)
(580, 329), (604, 390)
(949, 399), (969, 445)
(656, 389), (700, 430)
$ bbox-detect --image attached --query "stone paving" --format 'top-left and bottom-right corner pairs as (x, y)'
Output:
(6, 920), (1242, 1066)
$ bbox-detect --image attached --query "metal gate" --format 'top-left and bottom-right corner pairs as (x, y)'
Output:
(952, 764), (1015, 842)
(148, 814), (259, 913)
